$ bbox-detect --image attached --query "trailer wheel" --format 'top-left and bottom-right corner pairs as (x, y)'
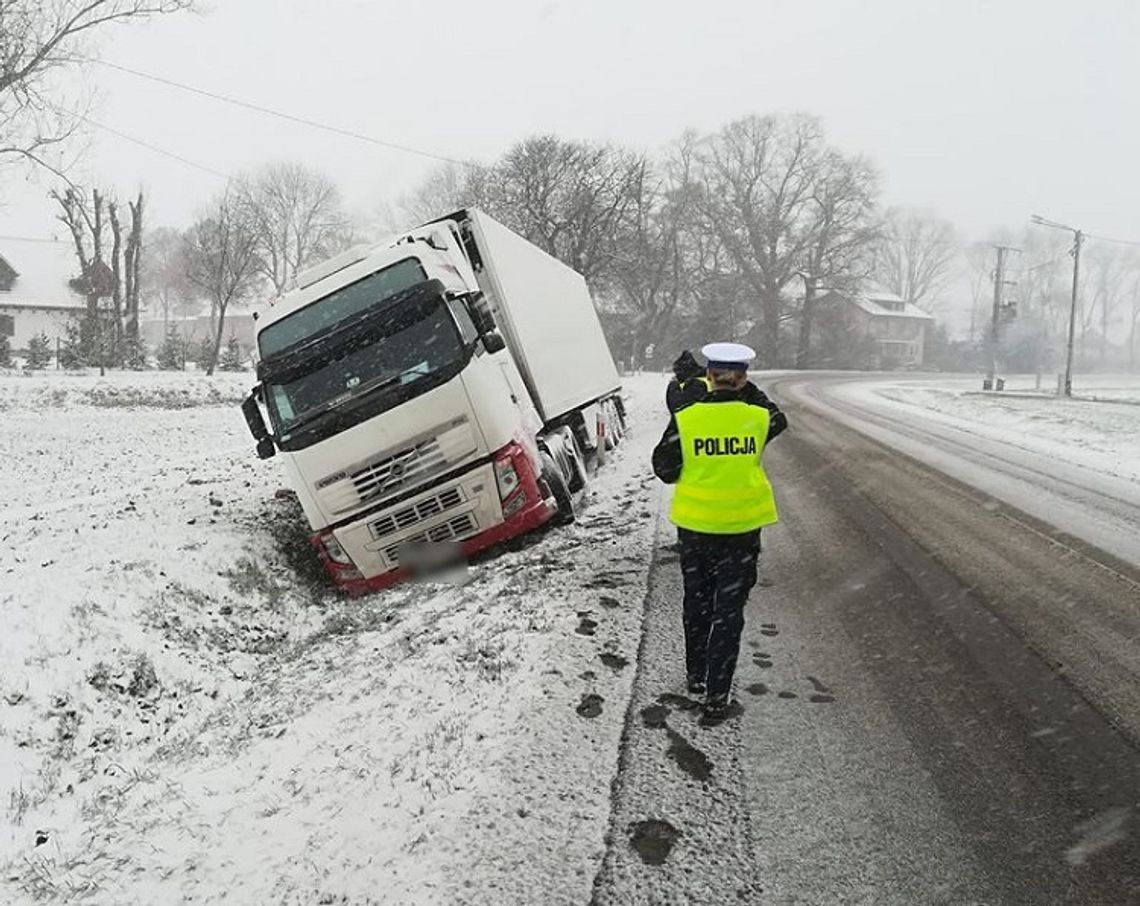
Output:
(540, 452), (575, 525)
(602, 406), (618, 451)
(607, 400), (625, 442)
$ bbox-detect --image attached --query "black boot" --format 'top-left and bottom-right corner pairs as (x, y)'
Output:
(703, 693), (730, 721)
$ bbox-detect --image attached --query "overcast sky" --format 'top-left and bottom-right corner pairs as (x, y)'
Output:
(1, 0), (1137, 259)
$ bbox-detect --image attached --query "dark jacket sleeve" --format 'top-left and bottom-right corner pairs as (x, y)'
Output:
(652, 414), (684, 484)
(741, 382), (788, 443)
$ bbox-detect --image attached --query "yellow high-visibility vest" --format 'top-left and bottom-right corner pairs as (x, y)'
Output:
(670, 400), (778, 533)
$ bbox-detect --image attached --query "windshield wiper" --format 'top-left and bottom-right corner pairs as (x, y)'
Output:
(282, 369), (417, 437)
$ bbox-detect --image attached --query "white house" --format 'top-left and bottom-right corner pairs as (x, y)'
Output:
(816, 288), (936, 367)
(0, 237), (85, 353)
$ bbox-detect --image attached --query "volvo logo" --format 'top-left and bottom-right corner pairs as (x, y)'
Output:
(376, 459), (408, 492)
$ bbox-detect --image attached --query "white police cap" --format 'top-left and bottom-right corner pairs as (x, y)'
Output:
(700, 342), (756, 370)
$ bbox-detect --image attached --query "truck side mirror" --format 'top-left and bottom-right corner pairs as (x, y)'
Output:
(483, 331), (506, 354)
(468, 292), (497, 335)
(242, 390), (277, 459)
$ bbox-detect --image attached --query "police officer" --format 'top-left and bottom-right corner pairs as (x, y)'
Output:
(665, 349), (708, 413)
(651, 342), (787, 720)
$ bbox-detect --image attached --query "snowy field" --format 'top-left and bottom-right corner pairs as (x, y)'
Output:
(846, 374), (1140, 486)
(0, 370), (668, 905)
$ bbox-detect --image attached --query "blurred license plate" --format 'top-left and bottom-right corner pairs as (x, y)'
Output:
(399, 539), (462, 574)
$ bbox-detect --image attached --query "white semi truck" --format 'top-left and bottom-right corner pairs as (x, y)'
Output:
(241, 208), (625, 593)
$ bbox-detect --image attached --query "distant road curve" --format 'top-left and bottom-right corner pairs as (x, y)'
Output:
(769, 372), (1140, 570)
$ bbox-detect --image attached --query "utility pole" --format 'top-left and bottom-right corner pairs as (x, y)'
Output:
(1063, 230), (1083, 397)
(1031, 215), (1082, 397)
(985, 245), (1018, 390)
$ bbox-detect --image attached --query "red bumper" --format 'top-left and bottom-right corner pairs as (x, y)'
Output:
(311, 443), (556, 596)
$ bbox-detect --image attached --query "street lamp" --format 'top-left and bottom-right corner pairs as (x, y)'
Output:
(1030, 215), (1082, 398)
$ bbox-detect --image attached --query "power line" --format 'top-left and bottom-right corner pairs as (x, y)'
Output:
(1085, 232), (1140, 249)
(92, 59), (469, 166)
(1031, 215), (1140, 250)
(1022, 253), (1068, 273)
(52, 104), (232, 180)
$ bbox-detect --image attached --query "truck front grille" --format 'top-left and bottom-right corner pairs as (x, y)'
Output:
(351, 439), (447, 505)
(316, 416), (478, 517)
(384, 513), (478, 565)
(369, 487), (464, 540)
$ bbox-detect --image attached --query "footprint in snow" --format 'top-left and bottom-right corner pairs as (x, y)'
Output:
(576, 693), (604, 718)
(599, 652), (629, 672)
(640, 701), (714, 780)
(640, 704), (669, 728)
(575, 613), (598, 636)
(629, 819), (681, 866)
(656, 692), (701, 712)
(806, 676), (837, 703)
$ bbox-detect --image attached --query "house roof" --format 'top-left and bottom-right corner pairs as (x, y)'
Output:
(850, 291), (935, 321)
(0, 236), (84, 310)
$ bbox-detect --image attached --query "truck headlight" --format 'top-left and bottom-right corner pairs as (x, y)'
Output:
(320, 532), (354, 566)
(495, 456), (520, 501)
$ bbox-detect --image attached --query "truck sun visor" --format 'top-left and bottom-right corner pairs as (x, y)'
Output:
(257, 279), (448, 385)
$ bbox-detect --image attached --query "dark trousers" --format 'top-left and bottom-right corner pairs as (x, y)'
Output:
(679, 527), (761, 699)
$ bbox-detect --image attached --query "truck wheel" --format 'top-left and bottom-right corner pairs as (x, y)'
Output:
(541, 453), (575, 525)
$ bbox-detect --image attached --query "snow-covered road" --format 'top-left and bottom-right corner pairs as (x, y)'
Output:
(774, 373), (1140, 568)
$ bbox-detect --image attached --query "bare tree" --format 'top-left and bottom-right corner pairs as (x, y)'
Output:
(0, 1), (192, 178)
(142, 226), (195, 330)
(183, 188), (260, 375)
(690, 113), (877, 365)
(1085, 246), (1134, 363)
(107, 192), (144, 346)
(1128, 277), (1140, 371)
(797, 150), (879, 366)
(606, 152), (698, 369)
(873, 208), (958, 310)
(52, 186), (145, 364)
(488, 135), (646, 287)
(388, 161), (495, 230)
(235, 162), (354, 296)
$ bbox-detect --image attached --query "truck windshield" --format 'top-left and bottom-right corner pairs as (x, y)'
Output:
(265, 293), (466, 443)
(258, 257), (427, 358)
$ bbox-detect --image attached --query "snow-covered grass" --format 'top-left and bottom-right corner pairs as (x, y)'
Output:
(853, 374), (1140, 485)
(0, 369), (667, 905)
(964, 372), (1140, 404)
(0, 368), (252, 412)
